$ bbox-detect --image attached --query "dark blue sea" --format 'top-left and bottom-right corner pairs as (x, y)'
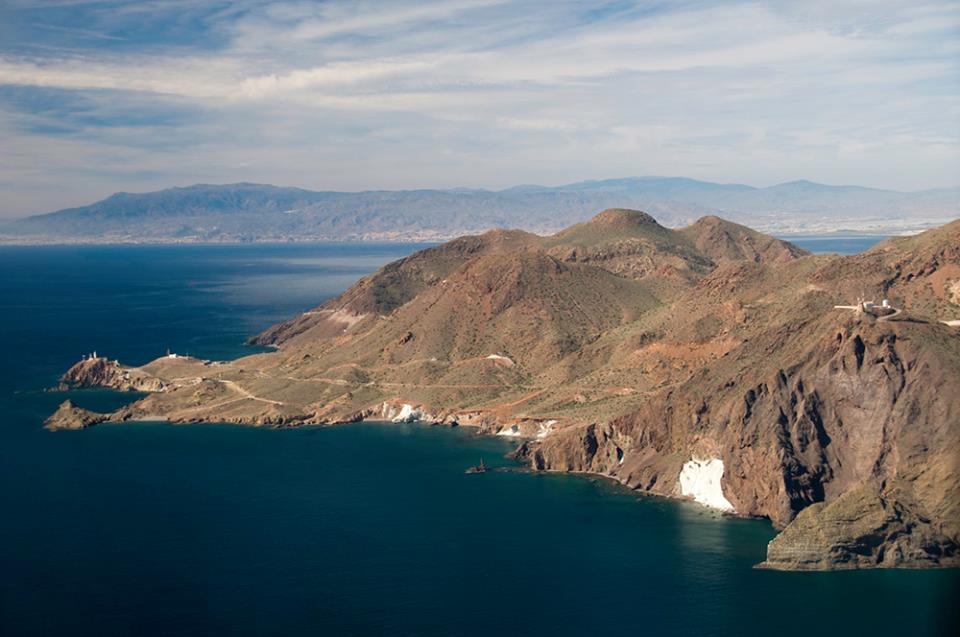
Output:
(1, 238), (956, 637)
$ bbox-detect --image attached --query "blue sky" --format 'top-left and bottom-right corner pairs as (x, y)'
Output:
(0, 0), (958, 218)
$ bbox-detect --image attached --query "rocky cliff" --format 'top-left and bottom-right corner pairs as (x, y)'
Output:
(517, 314), (960, 569)
(760, 487), (956, 570)
(59, 356), (168, 392)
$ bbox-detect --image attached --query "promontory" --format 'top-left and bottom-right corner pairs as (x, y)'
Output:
(49, 210), (960, 571)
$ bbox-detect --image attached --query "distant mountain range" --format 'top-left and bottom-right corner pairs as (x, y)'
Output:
(2, 177), (957, 243)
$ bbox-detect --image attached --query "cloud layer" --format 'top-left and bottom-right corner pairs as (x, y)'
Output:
(0, 0), (958, 217)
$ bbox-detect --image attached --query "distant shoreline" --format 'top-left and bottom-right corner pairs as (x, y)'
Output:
(0, 231), (898, 248)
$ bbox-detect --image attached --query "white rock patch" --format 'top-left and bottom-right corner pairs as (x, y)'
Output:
(390, 404), (423, 423)
(679, 458), (735, 512)
(536, 420), (557, 440)
(496, 424), (522, 437)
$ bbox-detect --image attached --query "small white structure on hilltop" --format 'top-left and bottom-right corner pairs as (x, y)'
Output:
(834, 296), (895, 315)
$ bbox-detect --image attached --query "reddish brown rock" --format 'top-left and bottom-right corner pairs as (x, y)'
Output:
(59, 356), (167, 392)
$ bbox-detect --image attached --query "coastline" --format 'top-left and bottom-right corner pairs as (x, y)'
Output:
(36, 218), (960, 574)
(0, 230), (916, 247)
(49, 386), (959, 573)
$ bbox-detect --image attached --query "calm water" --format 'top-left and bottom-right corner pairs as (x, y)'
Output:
(1, 239), (956, 637)
(782, 234), (887, 254)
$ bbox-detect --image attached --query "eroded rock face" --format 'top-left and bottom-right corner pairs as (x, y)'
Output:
(522, 316), (960, 569)
(44, 400), (108, 431)
(515, 422), (629, 476)
(760, 487), (959, 570)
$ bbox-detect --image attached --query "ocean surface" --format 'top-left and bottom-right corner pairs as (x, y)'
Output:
(782, 234), (889, 255)
(1, 238), (957, 637)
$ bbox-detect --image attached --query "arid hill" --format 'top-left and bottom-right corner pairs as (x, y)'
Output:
(678, 215), (809, 264)
(50, 211), (960, 571)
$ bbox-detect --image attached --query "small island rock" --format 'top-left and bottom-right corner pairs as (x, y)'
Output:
(44, 400), (108, 431)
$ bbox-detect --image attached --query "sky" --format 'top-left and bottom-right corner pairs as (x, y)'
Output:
(0, 0), (958, 219)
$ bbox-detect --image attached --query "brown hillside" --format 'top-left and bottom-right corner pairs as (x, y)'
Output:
(253, 228), (538, 347)
(679, 215), (809, 263)
(541, 208), (713, 293)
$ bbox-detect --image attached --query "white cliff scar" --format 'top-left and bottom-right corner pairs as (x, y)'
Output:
(390, 404), (422, 423)
(679, 457), (735, 512)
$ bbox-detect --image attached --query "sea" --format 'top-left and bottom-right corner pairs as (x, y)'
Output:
(784, 234), (893, 255)
(1, 237), (957, 637)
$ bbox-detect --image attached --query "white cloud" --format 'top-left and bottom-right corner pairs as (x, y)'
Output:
(0, 0), (957, 217)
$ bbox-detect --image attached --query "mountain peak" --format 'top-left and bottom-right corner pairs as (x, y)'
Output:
(689, 214), (728, 227)
(679, 214), (810, 263)
(775, 179), (819, 187)
(589, 208), (660, 227)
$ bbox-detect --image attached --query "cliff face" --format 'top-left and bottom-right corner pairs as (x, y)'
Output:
(519, 314), (960, 569)
(761, 487), (957, 570)
(50, 212), (960, 571)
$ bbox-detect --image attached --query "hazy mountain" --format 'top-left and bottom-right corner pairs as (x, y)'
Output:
(2, 177), (957, 243)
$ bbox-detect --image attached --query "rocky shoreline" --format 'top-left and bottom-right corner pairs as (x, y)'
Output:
(49, 362), (960, 573)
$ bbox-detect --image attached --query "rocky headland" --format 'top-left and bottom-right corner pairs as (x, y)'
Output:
(49, 210), (960, 571)
(44, 399), (108, 431)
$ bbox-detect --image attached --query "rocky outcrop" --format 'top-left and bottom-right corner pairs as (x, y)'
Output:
(376, 401), (459, 425)
(517, 422), (627, 474)
(59, 356), (167, 392)
(44, 400), (108, 431)
(760, 487), (959, 570)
